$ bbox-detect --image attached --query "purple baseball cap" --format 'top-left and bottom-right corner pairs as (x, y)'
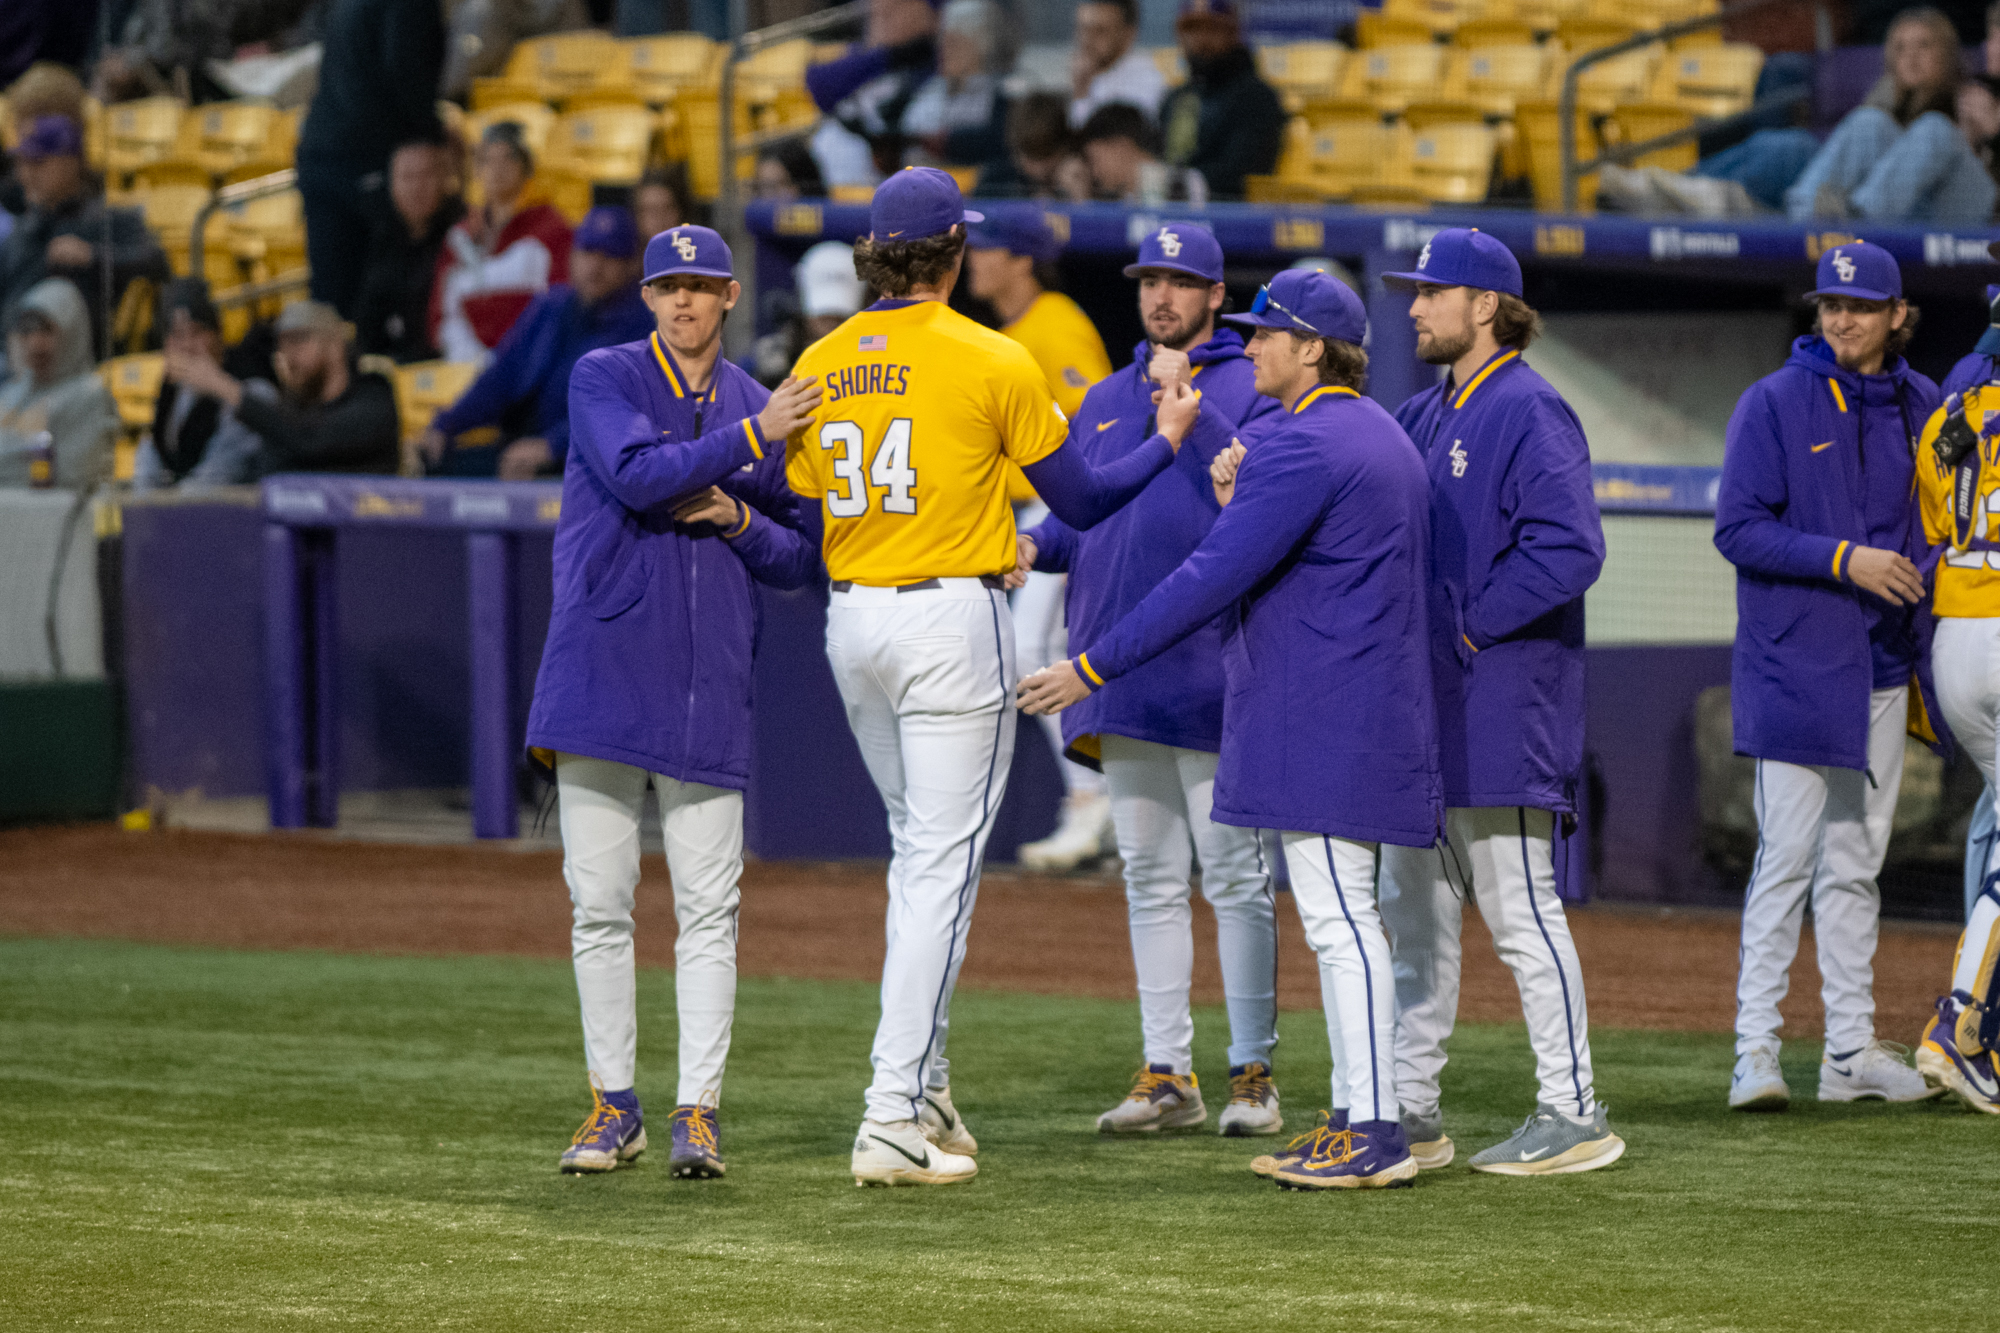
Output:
(575, 206), (640, 260)
(870, 166), (981, 243)
(644, 225), (734, 283)
(1123, 220), (1223, 283)
(1223, 268), (1366, 345)
(15, 115), (84, 161)
(967, 207), (1062, 264)
(1380, 227), (1522, 298)
(1805, 240), (1901, 303)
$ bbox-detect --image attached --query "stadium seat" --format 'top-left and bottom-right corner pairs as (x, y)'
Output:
(523, 169), (593, 224)
(1650, 42), (1762, 118)
(1556, 15), (1639, 53)
(463, 103), (557, 162)
(503, 30), (624, 102)
(1257, 42), (1348, 113)
(225, 188), (307, 272)
(1150, 47), (1187, 87)
(1456, 44), (1552, 115)
(1383, 0), (1477, 36)
(1516, 99), (1599, 209)
(1568, 46), (1661, 113)
(547, 107), (659, 183)
(103, 97), (190, 178)
(115, 182), (212, 270)
(98, 353), (166, 431)
(1610, 101), (1697, 170)
(736, 38), (814, 104)
(1409, 121), (1499, 201)
(1296, 114), (1393, 199)
(1453, 16), (1538, 45)
(1340, 44), (1448, 115)
(391, 361), (480, 447)
(625, 34), (721, 101)
(468, 77), (546, 110)
(189, 100), (283, 177)
(1353, 12), (1436, 48)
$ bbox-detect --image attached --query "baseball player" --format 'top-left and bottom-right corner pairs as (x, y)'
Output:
(528, 225), (823, 1179)
(1019, 270), (1440, 1189)
(1375, 228), (1625, 1175)
(1017, 220), (1288, 1136)
(1714, 240), (1941, 1112)
(963, 207), (1118, 870)
(783, 167), (1196, 1186)
(1913, 378), (2000, 1114)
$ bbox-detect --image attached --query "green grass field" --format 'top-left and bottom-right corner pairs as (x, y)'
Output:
(0, 936), (1985, 1332)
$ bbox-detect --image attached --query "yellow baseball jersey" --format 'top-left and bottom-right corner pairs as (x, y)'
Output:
(1005, 291), (1112, 420)
(1918, 386), (2000, 618)
(787, 299), (1071, 584)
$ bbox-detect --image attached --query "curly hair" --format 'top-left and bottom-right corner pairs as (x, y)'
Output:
(1813, 298), (1922, 358)
(853, 229), (966, 298)
(1491, 293), (1543, 350)
(1315, 337), (1369, 392)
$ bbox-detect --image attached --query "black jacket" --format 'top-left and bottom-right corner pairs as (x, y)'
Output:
(239, 368), (401, 476)
(0, 190), (171, 355)
(297, 0), (446, 168)
(353, 196), (465, 363)
(1158, 45), (1286, 200)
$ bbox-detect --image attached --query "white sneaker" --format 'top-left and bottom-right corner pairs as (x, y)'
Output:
(1216, 1062), (1283, 1136)
(1096, 1064), (1206, 1134)
(917, 1087), (978, 1156)
(852, 1118), (978, 1187)
(1817, 1040), (1943, 1103)
(1017, 792), (1113, 871)
(1729, 1046), (1790, 1111)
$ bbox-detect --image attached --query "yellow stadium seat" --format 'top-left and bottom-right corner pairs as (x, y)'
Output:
(468, 77), (546, 110)
(625, 34), (721, 100)
(1557, 16), (1639, 53)
(129, 161), (214, 190)
(1353, 12), (1436, 47)
(99, 353), (166, 430)
(1610, 101), (1697, 169)
(103, 96), (190, 177)
(1295, 114), (1393, 200)
(1650, 41), (1761, 117)
(1150, 46), (1188, 87)
(392, 361), (481, 445)
(1457, 44), (1552, 114)
(737, 38), (813, 102)
(547, 107), (658, 183)
(117, 181), (211, 242)
(1339, 44), (1448, 115)
(1515, 99), (1599, 209)
(463, 102), (558, 161)
(225, 188), (307, 270)
(1383, 0), (1478, 35)
(190, 100), (283, 176)
(1453, 16), (1537, 45)
(1568, 46), (1660, 112)
(505, 30), (624, 102)
(1403, 96), (1493, 130)
(1257, 42), (1348, 112)
(1407, 121), (1498, 201)
(524, 168), (593, 224)
(1515, 0), (1591, 30)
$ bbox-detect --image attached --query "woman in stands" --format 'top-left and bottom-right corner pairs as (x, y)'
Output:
(430, 121), (573, 366)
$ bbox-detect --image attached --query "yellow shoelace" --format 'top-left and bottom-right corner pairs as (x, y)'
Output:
(670, 1105), (718, 1155)
(1228, 1066), (1274, 1106)
(569, 1079), (628, 1147)
(1303, 1128), (1364, 1167)
(1126, 1067), (1190, 1101)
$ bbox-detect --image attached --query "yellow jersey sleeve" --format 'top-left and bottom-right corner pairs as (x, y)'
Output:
(1917, 388), (2000, 619)
(1006, 292), (1114, 421)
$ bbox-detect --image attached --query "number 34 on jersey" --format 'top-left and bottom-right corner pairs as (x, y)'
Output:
(819, 418), (917, 517)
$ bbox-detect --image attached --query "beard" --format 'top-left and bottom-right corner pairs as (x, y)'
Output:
(283, 363), (330, 405)
(1147, 309), (1208, 351)
(1416, 326), (1475, 366)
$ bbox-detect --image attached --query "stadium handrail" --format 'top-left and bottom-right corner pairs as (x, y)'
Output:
(190, 167), (299, 286)
(1560, 0), (1822, 212)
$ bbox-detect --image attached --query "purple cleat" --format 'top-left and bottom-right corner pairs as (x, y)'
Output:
(1918, 992), (2000, 1115)
(1251, 1107), (1346, 1179)
(560, 1082), (645, 1174)
(1272, 1118), (1418, 1190)
(668, 1103), (727, 1178)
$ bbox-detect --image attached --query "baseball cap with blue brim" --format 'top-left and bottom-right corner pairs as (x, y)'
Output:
(1803, 241), (1901, 302)
(1122, 221), (1224, 283)
(968, 207), (1063, 264)
(575, 206), (640, 260)
(1379, 227), (1523, 297)
(870, 166), (982, 242)
(1222, 269), (1367, 345)
(644, 225), (734, 283)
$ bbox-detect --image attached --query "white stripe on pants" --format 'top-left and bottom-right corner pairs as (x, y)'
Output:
(1734, 686), (1906, 1057)
(827, 580), (1016, 1125)
(1281, 831), (1398, 1123)
(1101, 733), (1276, 1072)
(557, 753), (743, 1105)
(1379, 807), (1596, 1118)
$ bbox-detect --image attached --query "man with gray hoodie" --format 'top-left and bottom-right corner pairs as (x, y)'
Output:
(0, 278), (118, 490)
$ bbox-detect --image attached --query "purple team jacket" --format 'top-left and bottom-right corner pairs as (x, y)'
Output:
(527, 335), (819, 789)
(1714, 336), (1941, 770)
(1395, 349), (1604, 814)
(1025, 329), (1284, 758)
(1075, 387), (1442, 846)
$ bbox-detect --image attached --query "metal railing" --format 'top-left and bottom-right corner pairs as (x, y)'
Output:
(1560, 0), (1822, 212)
(190, 167), (299, 282)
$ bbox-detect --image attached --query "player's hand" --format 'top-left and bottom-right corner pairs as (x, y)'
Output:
(1147, 345), (1192, 388)
(1154, 379), (1200, 452)
(1017, 660), (1091, 715)
(1005, 533), (1038, 590)
(1847, 546), (1925, 605)
(671, 486), (743, 530)
(758, 375), (823, 442)
(1211, 439), (1245, 507)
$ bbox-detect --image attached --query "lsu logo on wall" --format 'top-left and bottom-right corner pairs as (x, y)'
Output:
(1449, 440), (1468, 478)
(1157, 227), (1182, 258)
(672, 231), (698, 261)
(1832, 250), (1856, 283)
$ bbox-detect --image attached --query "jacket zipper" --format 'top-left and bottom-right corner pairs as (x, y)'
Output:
(683, 394), (705, 770)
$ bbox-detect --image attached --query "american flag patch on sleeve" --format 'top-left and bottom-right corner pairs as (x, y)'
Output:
(858, 335), (888, 352)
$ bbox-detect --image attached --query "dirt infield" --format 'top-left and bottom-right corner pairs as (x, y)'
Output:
(1, 824), (1960, 1041)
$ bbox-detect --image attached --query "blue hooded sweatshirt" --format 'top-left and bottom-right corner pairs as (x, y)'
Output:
(1023, 328), (1284, 759)
(527, 334), (820, 788)
(1714, 335), (1940, 770)
(1395, 348), (1604, 814)
(1073, 387), (1442, 846)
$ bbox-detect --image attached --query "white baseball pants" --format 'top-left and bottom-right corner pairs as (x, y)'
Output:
(1012, 501), (1101, 799)
(827, 580), (1016, 1125)
(1734, 686), (1906, 1058)
(1930, 621), (2000, 1001)
(1101, 734), (1276, 1072)
(1380, 807), (1597, 1120)
(557, 753), (743, 1106)
(1282, 832), (1399, 1124)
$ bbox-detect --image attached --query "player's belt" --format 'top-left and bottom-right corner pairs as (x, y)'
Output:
(829, 576), (1006, 593)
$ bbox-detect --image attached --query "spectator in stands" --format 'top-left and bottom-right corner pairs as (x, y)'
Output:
(903, 0), (1015, 178)
(1157, 0), (1284, 201)
(164, 299), (399, 476)
(749, 240), (865, 388)
(418, 206), (650, 480)
(632, 165), (700, 237)
(353, 136), (467, 365)
(134, 279), (273, 489)
(0, 63), (88, 216)
(980, 92), (1092, 200)
(1955, 1), (2000, 177)
(754, 142), (827, 202)
(0, 278), (119, 490)
(0, 117), (170, 368)
(297, 0), (448, 319)
(806, 0), (939, 189)
(432, 121), (574, 367)
(92, 0), (301, 104)
(1070, 0), (1167, 129)
(1080, 103), (1209, 205)
(441, 0), (593, 101)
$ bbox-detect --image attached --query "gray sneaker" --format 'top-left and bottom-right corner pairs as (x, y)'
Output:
(1400, 1108), (1454, 1169)
(1469, 1103), (1624, 1177)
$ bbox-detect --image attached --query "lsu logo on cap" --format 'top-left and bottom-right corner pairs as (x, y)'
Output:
(673, 231), (698, 261)
(1833, 251), (1856, 282)
(1417, 240), (1432, 270)
(1158, 227), (1182, 258)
